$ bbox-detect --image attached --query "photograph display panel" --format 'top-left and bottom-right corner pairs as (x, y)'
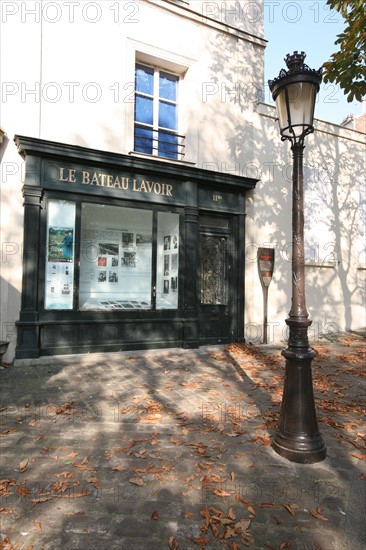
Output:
(157, 212), (179, 309)
(45, 200), (76, 310)
(79, 203), (153, 310)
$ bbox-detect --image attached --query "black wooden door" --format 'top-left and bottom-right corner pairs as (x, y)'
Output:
(198, 215), (233, 345)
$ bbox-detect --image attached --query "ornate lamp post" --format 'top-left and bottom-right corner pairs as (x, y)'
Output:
(268, 52), (326, 463)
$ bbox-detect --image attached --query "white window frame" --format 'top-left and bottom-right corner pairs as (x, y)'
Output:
(125, 40), (196, 163)
(134, 63), (182, 159)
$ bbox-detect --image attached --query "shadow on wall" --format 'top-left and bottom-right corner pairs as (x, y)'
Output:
(207, 32), (364, 333)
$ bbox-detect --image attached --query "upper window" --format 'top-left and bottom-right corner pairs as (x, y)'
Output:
(134, 64), (184, 160)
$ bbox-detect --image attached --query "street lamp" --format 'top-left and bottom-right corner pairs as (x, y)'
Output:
(268, 52), (326, 463)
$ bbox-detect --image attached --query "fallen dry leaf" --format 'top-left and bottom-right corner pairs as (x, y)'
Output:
(213, 488), (232, 497)
(235, 518), (251, 532)
(31, 496), (52, 504)
(34, 521), (42, 531)
(308, 506), (328, 521)
(111, 465), (128, 471)
(228, 507), (236, 520)
(168, 536), (179, 549)
(55, 471), (75, 479)
(19, 458), (29, 472)
(246, 504), (255, 517)
(128, 477), (145, 487)
(283, 503), (298, 517)
(17, 485), (30, 497)
(0, 480), (17, 492)
(151, 511), (159, 520)
(223, 525), (237, 539)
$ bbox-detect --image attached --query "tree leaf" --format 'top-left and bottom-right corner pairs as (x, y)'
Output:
(168, 536), (180, 550)
(19, 458), (29, 472)
(235, 518), (251, 532)
(128, 477), (145, 487)
(308, 506), (328, 521)
(283, 503), (298, 517)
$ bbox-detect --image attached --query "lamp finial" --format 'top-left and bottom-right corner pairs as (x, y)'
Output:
(285, 51), (306, 71)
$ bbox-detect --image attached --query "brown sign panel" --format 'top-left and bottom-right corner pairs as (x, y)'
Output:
(257, 247), (275, 288)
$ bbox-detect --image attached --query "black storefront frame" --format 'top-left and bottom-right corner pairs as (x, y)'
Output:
(14, 135), (258, 359)
(36, 194), (186, 356)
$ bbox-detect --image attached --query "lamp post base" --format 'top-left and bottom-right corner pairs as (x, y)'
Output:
(272, 322), (327, 464)
(273, 430), (326, 464)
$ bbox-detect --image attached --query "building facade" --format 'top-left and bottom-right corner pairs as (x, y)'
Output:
(1, 0), (365, 361)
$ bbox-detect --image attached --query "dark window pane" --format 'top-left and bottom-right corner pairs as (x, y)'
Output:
(158, 130), (178, 159)
(135, 65), (154, 95)
(135, 126), (153, 154)
(201, 235), (228, 305)
(159, 100), (177, 130)
(159, 72), (178, 101)
(135, 95), (153, 125)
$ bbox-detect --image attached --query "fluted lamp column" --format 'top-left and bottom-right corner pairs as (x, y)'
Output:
(268, 52), (326, 463)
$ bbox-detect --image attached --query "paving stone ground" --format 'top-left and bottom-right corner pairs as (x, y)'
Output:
(0, 332), (365, 550)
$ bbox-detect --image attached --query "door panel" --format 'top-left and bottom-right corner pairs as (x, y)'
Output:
(200, 235), (228, 305)
(199, 217), (233, 345)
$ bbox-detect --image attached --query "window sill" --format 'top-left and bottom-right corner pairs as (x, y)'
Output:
(129, 151), (196, 166)
(305, 262), (339, 268)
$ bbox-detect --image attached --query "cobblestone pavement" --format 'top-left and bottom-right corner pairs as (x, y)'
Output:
(0, 332), (365, 549)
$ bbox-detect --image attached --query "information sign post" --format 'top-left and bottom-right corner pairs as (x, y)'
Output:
(257, 247), (275, 344)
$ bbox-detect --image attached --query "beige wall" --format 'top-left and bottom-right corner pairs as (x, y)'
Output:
(1, 0), (364, 360)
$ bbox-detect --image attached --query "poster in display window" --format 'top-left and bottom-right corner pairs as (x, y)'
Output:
(160, 231), (178, 301)
(46, 227), (74, 309)
(48, 228), (74, 262)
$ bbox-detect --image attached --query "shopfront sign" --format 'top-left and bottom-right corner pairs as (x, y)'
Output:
(58, 166), (173, 197)
(41, 161), (185, 205)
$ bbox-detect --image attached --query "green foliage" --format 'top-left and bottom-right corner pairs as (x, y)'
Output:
(323, 0), (366, 102)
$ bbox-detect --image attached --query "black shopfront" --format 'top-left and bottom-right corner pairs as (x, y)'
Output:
(15, 136), (258, 359)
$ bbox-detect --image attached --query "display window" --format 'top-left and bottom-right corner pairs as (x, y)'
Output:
(157, 212), (179, 309)
(45, 199), (76, 310)
(79, 203), (153, 311)
(45, 199), (180, 312)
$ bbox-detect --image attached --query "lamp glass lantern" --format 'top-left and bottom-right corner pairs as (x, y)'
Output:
(269, 51), (322, 146)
